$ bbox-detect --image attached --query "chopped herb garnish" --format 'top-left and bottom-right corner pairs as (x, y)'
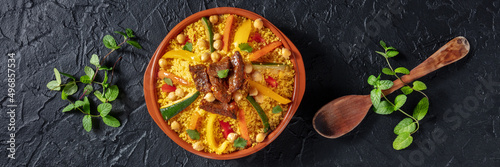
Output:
(164, 78), (173, 86)
(238, 43), (253, 52)
(183, 42), (193, 52)
(272, 105), (283, 114)
(233, 137), (247, 148)
(186, 129), (200, 140)
(217, 69), (230, 78)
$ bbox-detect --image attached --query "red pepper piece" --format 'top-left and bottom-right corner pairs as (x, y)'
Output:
(161, 84), (176, 92)
(219, 120), (234, 139)
(249, 33), (264, 43)
(265, 76), (277, 88)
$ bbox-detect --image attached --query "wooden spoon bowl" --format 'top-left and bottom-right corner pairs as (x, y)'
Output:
(313, 36), (470, 138)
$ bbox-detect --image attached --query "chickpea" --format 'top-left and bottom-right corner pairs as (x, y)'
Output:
(256, 133), (266, 143)
(252, 71), (263, 82)
(209, 15), (219, 24)
(192, 141), (204, 151)
(249, 87), (258, 96)
(213, 33), (222, 40)
(254, 94), (265, 103)
(227, 133), (239, 143)
(171, 121), (180, 131)
(233, 91), (243, 101)
(175, 88), (185, 98)
(201, 52), (210, 62)
(204, 93), (215, 102)
(158, 58), (168, 69)
(213, 40), (223, 50)
(211, 52), (221, 62)
(253, 18), (263, 29)
(244, 63), (253, 73)
(176, 34), (186, 44)
(197, 39), (208, 50)
(282, 48), (291, 58)
(167, 92), (176, 101)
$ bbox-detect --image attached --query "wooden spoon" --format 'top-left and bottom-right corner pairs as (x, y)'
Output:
(313, 36), (470, 138)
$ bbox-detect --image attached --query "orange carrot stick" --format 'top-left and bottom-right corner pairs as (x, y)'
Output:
(238, 109), (251, 146)
(189, 111), (200, 130)
(158, 70), (192, 86)
(223, 15), (235, 52)
(248, 41), (283, 61)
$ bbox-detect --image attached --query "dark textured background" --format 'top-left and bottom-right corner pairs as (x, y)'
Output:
(1, 0), (499, 166)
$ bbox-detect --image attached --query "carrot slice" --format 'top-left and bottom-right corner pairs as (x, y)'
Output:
(158, 70), (193, 86)
(238, 109), (251, 146)
(249, 41), (283, 61)
(188, 111), (200, 130)
(223, 15), (235, 52)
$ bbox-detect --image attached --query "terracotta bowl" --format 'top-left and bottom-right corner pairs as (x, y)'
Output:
(143, 7), (306, 160)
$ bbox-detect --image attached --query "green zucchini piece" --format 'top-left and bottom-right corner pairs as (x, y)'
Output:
(246, 96), (270, 133)
(161, 91), (200, 120)
(201, 17), (215, 53)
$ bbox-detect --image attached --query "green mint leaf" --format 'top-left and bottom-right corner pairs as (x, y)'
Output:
(127, 40), (142, 49)
(47, 80), (61, 91)
(395, 67), (410, 75)
(375, 51), (387, 58)
(182, 42), (193, 52)
(103, 71), (108, 83)
(60, 72), (76, 80)
(80, 75), (91, 84)
(94, 91), (107, 103)
(379, 40), (387, 49)
(103, 35), (118, 50)
(114, 31), (127, 39)
(378, 80), (394, 90)
(99, 66), (113, 71)
(98, 103), (112, 117)
(413, 97), (429, 121)
(233, 137), (247, 148)
(217, 69), (230, 78)
(393, 94), (407, 111)
(186, 129), (200, 140)
(84, 66), (95, 79)
(105, 85), (119, 102)
(54, 68), (62, 84)
(382, 68), (395, 75)
(61, 91), (68, 100)
(90, 54), (100, 67)
(393, 133), (413, 150)
(83, 84), (93, 95)
(386, 46), (397, 51)
(386, 50), (399, 58)
(83, 96), (90, 114)
(126, 28), (135, 38)
(367, 75), (378, 86)
(272, 105), (283, 114)
(370, 88), (382, 108)
(82, 115), (92, 132)
(394, 118), (416, 135)
(74, 100), (85, 108)
(374, 101), (394, 115)
(412, 81), (427, 91)
(63, 81), (78, 95)
(102, 115), (120, 127)
(62, 103), (74, 112)
(238, 43), (253, 52)
(400, 86), (413, 95)
(164, 78), (173, 86)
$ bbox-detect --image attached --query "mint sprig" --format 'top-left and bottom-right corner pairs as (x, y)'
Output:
(368, 41), (430, 150)
(46, 28), (142, 132)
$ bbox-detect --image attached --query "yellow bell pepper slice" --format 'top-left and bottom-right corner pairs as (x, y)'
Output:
(206, 113), (231, 154)
(233, 19), (252, 49)
(248, 80), (291, 104)
(162, 50), (200, 62)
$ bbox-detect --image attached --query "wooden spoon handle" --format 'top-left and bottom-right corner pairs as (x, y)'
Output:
(382, 36), (470, 95)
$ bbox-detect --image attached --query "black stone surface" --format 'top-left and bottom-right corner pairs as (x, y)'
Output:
(1, 0), (499, 166)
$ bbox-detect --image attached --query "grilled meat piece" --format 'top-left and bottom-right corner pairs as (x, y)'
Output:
(208, 75), (231, 103)
(228, 51), (245, 93)
(189, 65), (212, 93)
(199, 100), (238, 119)
(207, 56), (231, 77)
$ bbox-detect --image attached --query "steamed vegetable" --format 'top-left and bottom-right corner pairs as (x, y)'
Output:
(201, 17), (215, 53)
(158, 70), (192, 86)
(249, 41), (283, 61)
(162, 50), (200, 62)
(223, 15), (235, 52)
(246, 96), (270, 133)
(233, 19), (252, 49)
(160, 91), (200, 120)
(247, 80), (291, 104)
